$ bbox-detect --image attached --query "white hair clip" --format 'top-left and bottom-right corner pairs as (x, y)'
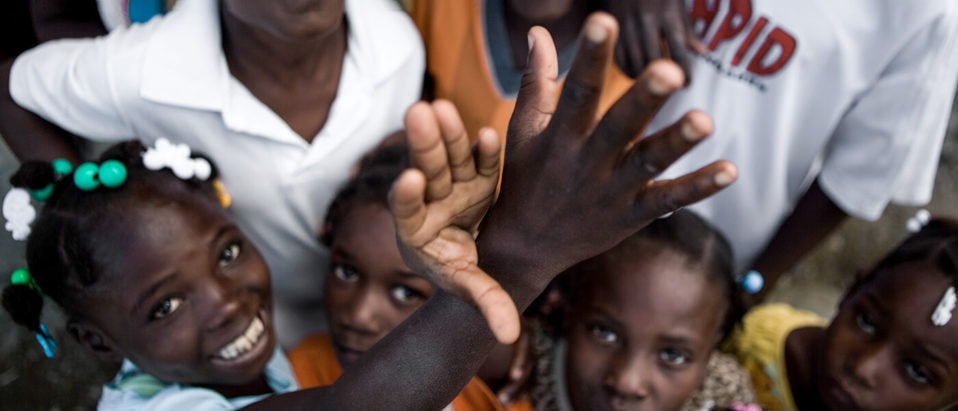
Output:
(907, 209), (931, 233)
(931, 286), (956, 327)
(143, 138), (211, 180)
(3, 188), (36, 241)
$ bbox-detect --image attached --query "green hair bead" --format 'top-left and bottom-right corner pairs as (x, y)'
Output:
(98, 160), (128, 188)
(73, 162), (100, 191)
(29, 184), (53, 202)
(51, 158), (73, 176)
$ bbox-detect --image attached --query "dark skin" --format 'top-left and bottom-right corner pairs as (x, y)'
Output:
(746, 180), (848, 305)
(15, 13), (733, 409)
(786, 263), (958, 410)
(0, 0), (347, 161)
(303, 14), (735, 409)
(220, 0), (346, 142)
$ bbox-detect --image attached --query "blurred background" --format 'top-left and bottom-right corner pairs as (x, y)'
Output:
(0, 93), (956, 410)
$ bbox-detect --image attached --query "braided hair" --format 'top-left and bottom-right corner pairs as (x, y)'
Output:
(2, 140), (221, 338)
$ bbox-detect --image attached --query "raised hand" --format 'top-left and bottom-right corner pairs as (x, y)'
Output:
(603, 0), (704, 79)
(476, 12), (736, 293)
(389, 100), (521, 344)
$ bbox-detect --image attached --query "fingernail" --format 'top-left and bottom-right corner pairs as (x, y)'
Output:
(714, 171), (735, 187)
(527, 33), (535, 52)
(681, 121), (706, 142)
(586, 23), (607, 44)
(648, 74), (671, 96)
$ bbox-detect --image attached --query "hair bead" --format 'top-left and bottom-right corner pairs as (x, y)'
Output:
(73, 163), (101, 191)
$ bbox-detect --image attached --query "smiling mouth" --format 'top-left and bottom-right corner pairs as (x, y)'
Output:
(216, 315), (265, 361)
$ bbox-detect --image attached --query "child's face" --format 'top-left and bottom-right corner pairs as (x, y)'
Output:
(564, 248), (724, 411)
(76, 194), (275, 388)
(820, 262), (958, 410)
(324, 204), (433, 366)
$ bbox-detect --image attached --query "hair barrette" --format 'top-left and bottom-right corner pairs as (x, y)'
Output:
(3, 188), (36, 241)
(740, 270), (764, 294)
(931, 286), (955, 327)
(143, 138), (211, 180)
(10, 268), (56, 358)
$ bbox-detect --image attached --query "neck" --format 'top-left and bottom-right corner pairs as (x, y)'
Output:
(785, 326), (828, 409)
(220, 9), (347, 87)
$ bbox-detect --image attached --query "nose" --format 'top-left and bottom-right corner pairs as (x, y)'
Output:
(203, 275), (242, 332)
(603, 351), (651, 400)
(845, 342), (891, 389)
(340, 287), (386, 336)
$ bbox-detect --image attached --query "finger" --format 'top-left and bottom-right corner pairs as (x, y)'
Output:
(615, 8), (644, 78)
(590, 59), (684, 156)
(549, 12), (618, 138)
(475, 127), (502, 179)
(388, 169), (428, 245)
(432, 100), (477, 183)
(497, 331), (532, 405)
(507, 26), (559, 151)
(405, 102), (453, 201)
(439, 249), (521, 344)
(633, 160), (738, 221)
(621, 110), (712, 182)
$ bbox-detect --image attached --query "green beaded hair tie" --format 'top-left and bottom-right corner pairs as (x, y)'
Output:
(27, 158), (74, 202)
(73, 160), (128, 191)
(9, 268), (56, 358)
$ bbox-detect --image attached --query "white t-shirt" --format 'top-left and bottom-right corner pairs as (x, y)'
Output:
(651, 0), (958, 270)
(98, 348), (298, 411)
(11, 0), (424, 347)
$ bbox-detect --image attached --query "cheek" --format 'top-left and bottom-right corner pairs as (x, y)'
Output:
(658, 363), (709, 409)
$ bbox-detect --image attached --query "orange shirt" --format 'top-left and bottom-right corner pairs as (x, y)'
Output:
(288, 333), (507, 411)
(411, 0), (634, 141)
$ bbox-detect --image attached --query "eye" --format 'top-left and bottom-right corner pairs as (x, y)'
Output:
(903, 361), (933, 385)
(587, 323), (618, 345)
(218, 242), (242, 266)
(333, 264), (359, 282)
(150, 297), (183, 320)
(659, 349), (690, 365)
(855, 311), (876, 336)
(390, 285), (425, 304)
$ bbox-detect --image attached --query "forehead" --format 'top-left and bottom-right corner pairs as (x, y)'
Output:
(578, 249), (725, 335)
(332, 204), (396, 251)
(91, 195), (231, 293)
(847, 263), (958, 359)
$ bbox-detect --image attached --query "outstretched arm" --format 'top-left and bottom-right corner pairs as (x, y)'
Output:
(0, 61), (82, 163)
(246, 12), (735, 410)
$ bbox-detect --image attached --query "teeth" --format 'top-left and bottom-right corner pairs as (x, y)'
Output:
(217, 316), (264, 360)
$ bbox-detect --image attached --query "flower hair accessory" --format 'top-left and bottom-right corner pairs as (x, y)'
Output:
(931, 286), (955, 327)
(143, 138), (211, 180)
(907, 209), (931, 233)
(3, 188), (36, 241)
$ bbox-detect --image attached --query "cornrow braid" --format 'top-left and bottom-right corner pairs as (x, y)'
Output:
(871, 216), (958, 286)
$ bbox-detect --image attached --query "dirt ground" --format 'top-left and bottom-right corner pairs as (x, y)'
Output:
(1, 95), (956, 409)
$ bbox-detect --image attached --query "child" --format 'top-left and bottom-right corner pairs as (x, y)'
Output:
(725, 217), (958, 410)
(525, 210), (754, 411)
(1, 13), (738, 409)
(287, 141), (503, 410)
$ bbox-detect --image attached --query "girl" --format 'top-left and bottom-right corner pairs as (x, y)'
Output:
(287, 141), (503, 410)
(524, 210), (755, 411)
(725, 217), (958, 410)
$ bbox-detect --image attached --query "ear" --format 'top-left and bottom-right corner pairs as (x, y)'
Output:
(67, 320), (122, 362)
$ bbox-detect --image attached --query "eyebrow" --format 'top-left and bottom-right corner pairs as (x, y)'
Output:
(915, 344), (954, 377)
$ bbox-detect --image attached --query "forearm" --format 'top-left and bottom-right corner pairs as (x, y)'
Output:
(0, 60), (81, 163)
(748, 180), (848, 303)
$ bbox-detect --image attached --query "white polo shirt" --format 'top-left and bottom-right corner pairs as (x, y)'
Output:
(650, 0), (958, 270)
(11, 0), (424, 347)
